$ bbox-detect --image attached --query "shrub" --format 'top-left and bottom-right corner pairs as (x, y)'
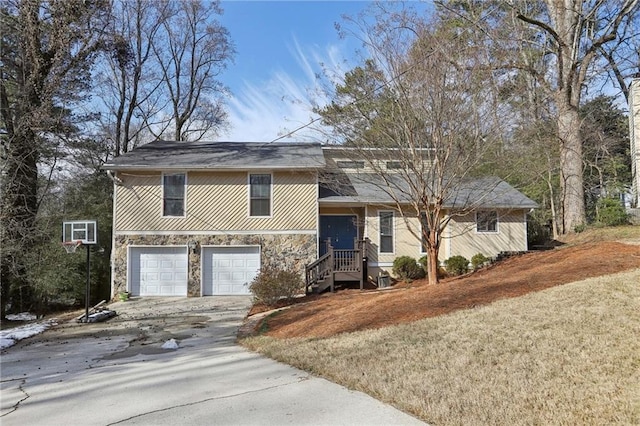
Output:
(393, 256), (426, 281)
(418, 255), (428, 272)
(527, 211), (552, 246)
(444, 255), (469, 276)
(419, 255), (448, 279)
(471, 253), (490, 270)
(595, 197), (629, 227)
(249, 265), (303, 306)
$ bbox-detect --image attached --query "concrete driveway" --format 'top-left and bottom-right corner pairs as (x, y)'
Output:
(1, 297), (424, 425)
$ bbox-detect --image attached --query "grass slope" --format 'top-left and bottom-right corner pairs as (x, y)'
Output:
(243, 270), (640, 425)
(242, 228), (640, 424)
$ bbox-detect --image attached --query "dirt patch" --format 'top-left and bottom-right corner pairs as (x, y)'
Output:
(257, 242), (640, 339)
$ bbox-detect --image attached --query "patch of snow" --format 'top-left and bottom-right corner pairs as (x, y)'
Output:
(161, 338), (179, 350)
(5, 312), (37, 321)
(0, 320), (56, 350)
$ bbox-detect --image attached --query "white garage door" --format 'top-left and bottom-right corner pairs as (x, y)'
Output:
(202, 246), (260, 295)
(129, 247), (188, 296)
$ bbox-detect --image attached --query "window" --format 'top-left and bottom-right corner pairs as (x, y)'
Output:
(386, 161), (403, 170)
(249, 174), (271, 216)
(336, 160), (365, 169)
(476, 210), (498, 233)
(379, 211), (394, 253)
(163, 173), (185, 217)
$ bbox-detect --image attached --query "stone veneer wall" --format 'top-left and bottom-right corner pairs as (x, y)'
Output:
(112, 233), (317, 297)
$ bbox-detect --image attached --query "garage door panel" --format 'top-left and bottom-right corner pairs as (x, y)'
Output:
(232, 271), (246, 281)
(202, 246), (260, 295)
(144, 260), (159, 269)
(160, 260), (173, 268)
(130, 247), (188, 296)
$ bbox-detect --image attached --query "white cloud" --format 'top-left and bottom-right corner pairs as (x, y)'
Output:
(218, 38), (352, 143)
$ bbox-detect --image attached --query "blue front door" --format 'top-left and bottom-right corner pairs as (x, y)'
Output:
(320, 215), (357, 255)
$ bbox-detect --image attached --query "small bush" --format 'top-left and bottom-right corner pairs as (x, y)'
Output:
(249, 265), (303, 306)
(418, 255), (428, 272)
(393, 256), (426, 281)
(471, 253), (490, 270)
(419, 255), (450, 279)
(444, 255), (469, 276)
(596, 197), (629, 227)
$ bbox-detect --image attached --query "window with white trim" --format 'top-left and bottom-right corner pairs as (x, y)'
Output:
(249, 174), (271, 216)
(379, 211), (394, 253)
(163, 173), (185, 217)
(476, 210), (498, 232)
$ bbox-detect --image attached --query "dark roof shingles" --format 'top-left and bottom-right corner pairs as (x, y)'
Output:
(103, 141), (325, 170)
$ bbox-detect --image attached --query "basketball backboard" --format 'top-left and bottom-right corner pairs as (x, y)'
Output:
(62, 220), (97, 245)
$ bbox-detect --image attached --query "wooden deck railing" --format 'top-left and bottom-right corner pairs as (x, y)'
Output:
(305, 251), (332, 294)
(333, 249), (361, 272)
(305, 238), (369, 293)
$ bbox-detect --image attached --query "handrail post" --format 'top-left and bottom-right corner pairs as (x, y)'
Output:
(361, 238), (370, 290)
(328, 245), (334, 270)
(327, 239), (334, 292)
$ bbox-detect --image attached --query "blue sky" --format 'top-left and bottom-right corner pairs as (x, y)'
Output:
(217, 1), (374, 142)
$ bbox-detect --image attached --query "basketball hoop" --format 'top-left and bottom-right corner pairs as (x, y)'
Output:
(62, 240), (82, 254)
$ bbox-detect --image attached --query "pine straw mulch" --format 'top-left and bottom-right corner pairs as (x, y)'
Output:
(250, 241), (640, 339)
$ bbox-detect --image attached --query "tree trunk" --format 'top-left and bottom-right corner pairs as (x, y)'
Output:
(426, 243), (440, 285)
(558, 103), (586, 233)
(0, 128), (39, 313)
(547, 169), (559, 240)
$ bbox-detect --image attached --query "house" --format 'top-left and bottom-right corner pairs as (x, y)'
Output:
(102, 140), (537, 298)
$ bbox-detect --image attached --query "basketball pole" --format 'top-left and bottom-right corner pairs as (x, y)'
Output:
(84, 244), (90, 323)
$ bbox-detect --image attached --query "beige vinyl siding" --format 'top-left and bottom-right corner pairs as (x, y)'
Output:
(365, 206), (528, 266)
(364, 206), (448, 266)
(115, 171), (317, 232)
(448, 210), (527, 260)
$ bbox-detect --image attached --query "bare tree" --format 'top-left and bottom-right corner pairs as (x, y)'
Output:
(152, 0), (234, 141)
(318, 10), (512, 285)
(97, 0), (169, 156)
(597, 5), (640, 101)
(514, 0), (638, 233)
(439, 0), (638, 233)
(518, 0), (638, 232)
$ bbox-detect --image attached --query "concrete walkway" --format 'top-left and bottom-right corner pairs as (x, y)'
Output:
(1, 297), (424, 425)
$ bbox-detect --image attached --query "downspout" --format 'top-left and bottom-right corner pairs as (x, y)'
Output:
(106, 169), (124, 186)
(446, 212), (452, 259)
